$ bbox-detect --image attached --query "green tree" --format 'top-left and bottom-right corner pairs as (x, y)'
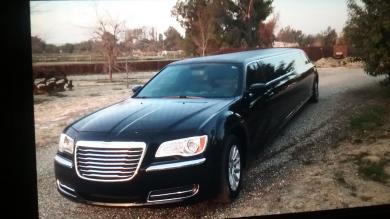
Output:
(320, 26), (337, 48)
(31, 36), (46, 53)
(164, 26), (184, 51)
(222, 0), (273, 48)
(300, 34), (316, 47)
(45, 44), (59, 53)
(276, 26), (304, 44)
(344, 0), (390, 84)
(59, 43), (74, 53)
(172, 0), (273, 54)
(182, 35), (198, 56)
(172, 0), (220, 56)
(74, 40), (93, 53)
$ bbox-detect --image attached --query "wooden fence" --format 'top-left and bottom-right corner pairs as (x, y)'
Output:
(33, 59), (178, 78)
(33, 46), (336, 77)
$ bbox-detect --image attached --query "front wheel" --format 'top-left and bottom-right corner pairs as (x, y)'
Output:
(309, 78), (319, 103)
(215, 135), (242, 203)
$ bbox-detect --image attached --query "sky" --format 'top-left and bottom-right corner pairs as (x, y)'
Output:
(30, 0), (349, 46)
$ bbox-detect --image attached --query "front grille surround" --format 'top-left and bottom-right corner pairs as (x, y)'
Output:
(75, 141), (146, 182)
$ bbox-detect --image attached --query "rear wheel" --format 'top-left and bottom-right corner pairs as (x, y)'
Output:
(309, 78), (319, 103)
(215, 135), (242, 203)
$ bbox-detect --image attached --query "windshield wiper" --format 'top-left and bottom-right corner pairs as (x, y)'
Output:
(161, 95), (204, 99)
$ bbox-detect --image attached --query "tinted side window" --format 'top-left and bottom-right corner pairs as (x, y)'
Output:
(246, 62), (267, 87)
(246, 54), (298, 86)
(302, 51), (311, 63)
(263, 55), (295, 82)
(294, 53), (306, 70)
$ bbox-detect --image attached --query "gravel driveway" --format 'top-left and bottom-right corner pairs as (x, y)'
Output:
(35, 67), (383, 218)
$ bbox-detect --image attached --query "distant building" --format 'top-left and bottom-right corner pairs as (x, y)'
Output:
(273, 41), (299, 48)
(160, 50), (184, 57)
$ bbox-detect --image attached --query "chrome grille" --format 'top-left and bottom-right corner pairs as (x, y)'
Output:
(75, 141), (146, 182)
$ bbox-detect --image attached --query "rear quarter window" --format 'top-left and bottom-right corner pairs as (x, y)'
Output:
(294, 52), (307, 70)
(263, 55), (295, 82)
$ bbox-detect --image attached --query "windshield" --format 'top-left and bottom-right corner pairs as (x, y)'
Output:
(135, 63), (243, 98)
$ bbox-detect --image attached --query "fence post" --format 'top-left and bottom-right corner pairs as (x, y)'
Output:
(126, 59), (129, 88)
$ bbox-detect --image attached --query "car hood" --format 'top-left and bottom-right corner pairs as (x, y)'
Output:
(71, 98), (234, 136)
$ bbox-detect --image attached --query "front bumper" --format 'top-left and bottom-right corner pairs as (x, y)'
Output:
(54, 154), (217, 206)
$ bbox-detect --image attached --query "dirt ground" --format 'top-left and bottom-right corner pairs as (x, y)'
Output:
(260, 105), (390, 214)
(34, 68), (390, 218)
(315, 57), (364, 68)
(33, 72), (155, 148)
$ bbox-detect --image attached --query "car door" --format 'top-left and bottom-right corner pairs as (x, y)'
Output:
(264, 55), (299, 128)
(291, 52), (316, 107)
(242, 56), (295, 150)
(300, 51), (317, 101)
(241, 61), (276, 150)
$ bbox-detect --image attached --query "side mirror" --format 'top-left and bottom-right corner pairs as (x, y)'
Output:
(249, 83), (267, 92)
(131, 85), (143, 93)
(245, 83), (267, 99)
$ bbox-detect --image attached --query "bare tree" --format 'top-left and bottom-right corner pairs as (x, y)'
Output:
(192, 4), (215, 56)
(92, 11), (125, 82)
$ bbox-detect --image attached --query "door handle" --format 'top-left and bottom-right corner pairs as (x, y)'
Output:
(264, 90), (274, 96)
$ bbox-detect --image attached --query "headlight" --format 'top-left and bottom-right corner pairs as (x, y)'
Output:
(155, 135), (208, 158)
(58, 133), (74, 154)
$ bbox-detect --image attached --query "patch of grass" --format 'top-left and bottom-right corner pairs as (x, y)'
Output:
(334, 171), (347, 184)
(352, 138), (363, 144)
(334, 171), (357, 192)
(360, 195), (373, 201)
(380, 85), (390, 98)
(357, 159), (390, 183)
(112, 87), (123, 90)
(349, 106), (386, 133)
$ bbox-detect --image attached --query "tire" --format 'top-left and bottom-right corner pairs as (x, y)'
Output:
(309, 78), (319, 103)
(215, 135), (243, 203)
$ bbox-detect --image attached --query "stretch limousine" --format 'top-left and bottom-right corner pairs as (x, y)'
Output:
(54, 48), (319, 206)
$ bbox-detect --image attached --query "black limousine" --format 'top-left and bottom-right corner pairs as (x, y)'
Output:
(54, 48), (319, 206)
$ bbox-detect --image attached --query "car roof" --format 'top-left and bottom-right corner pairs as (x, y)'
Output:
(168, 48), (302, 66)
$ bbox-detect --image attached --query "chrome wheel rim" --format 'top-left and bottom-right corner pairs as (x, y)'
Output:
(228, 145), (241, 191)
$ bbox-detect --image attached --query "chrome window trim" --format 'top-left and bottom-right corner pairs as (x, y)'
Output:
(54, 154), (73, 169)
(145, 158), (206, 172)
(74, 141), (147, 182)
